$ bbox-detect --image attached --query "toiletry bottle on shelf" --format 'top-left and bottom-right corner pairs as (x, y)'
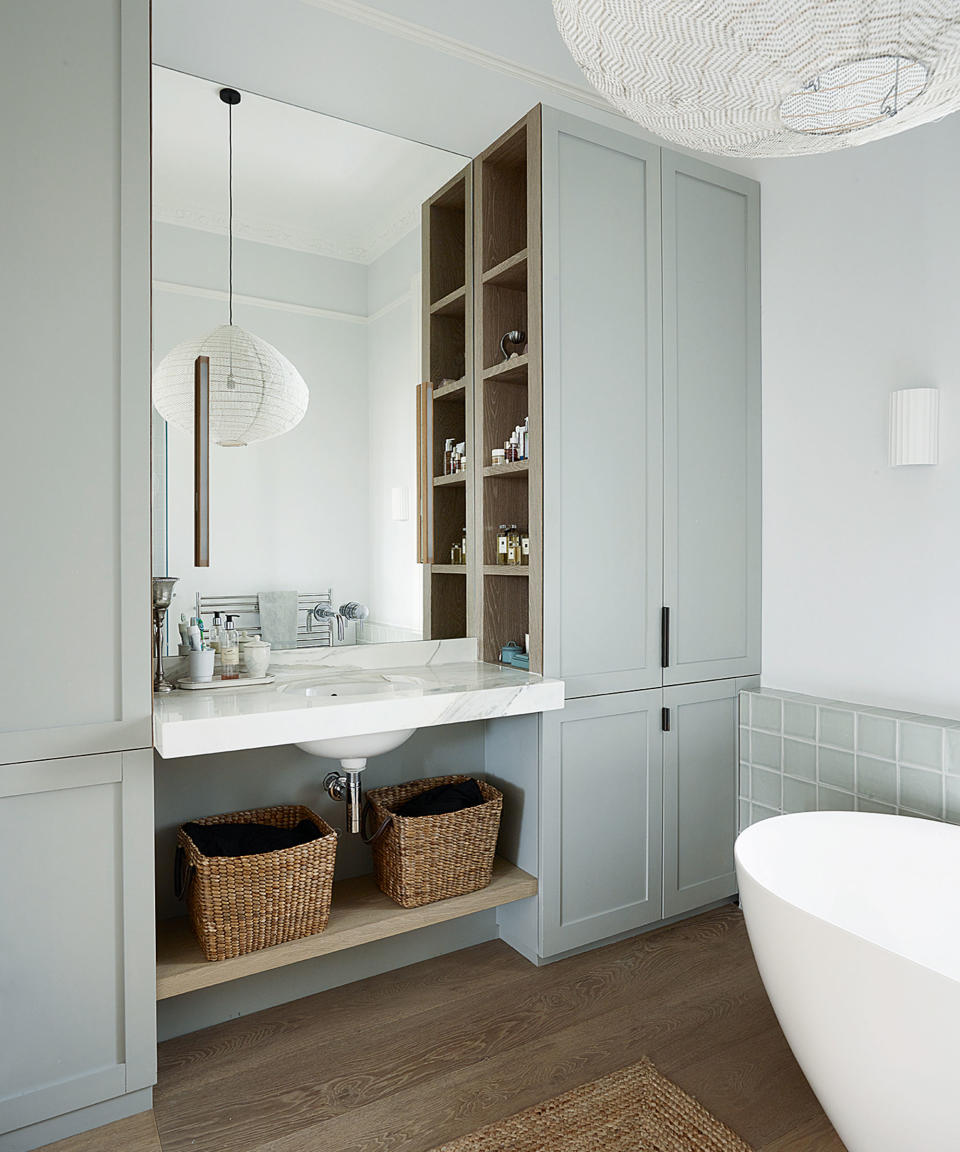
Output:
(451, 541), (462, 565)
(497, 524), (509, 565)
(461, 526), (467, 564)
(507, 525), (521, 565)
(456, 442), (466, 472)
(521, 529), (530, 565)
(209, 611), (223, 652)
(219, 616), (240, 680)
(443, 438), (455, 475)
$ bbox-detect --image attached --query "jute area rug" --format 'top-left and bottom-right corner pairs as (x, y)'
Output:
(432, 1058), (754, 1152)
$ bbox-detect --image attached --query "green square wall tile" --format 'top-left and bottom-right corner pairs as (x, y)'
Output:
(819, 707), (854, 749)
(783, 738), (816, 781)
(856, 756), (897, 805)
(818, 786), (854, 811)
(857, 714), (897, 761)
(819, 747), (854, 791)
(783, 701), (817, 741)
(751, 766), (782, 809)
(783, 777), (816, 813)
(750, 803), (778, 825)
(899, 765), (944, 819)
(944, 728), (960, 775)
(899, 722), (943, 770)
(946, 776), (960, 824)
(751, 694), (782, 733)
(739, 799), (750, 831)
(857, 797), (896, 815)
(751, 730), (782, 771)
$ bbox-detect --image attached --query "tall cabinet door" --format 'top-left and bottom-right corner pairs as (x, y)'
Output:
(0, 0), (152, 766)
(541, 109), (663, 699)
(541, 690), (663, 957)
(661, 153), (761, 687)
(0, 752), (156, 1136)
(662, 680), (739, 918)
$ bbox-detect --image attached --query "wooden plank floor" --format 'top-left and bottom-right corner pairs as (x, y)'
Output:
(42, 906), (846, 1152)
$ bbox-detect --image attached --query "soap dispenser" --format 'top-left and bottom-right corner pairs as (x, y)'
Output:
(219, 615), (240, 680)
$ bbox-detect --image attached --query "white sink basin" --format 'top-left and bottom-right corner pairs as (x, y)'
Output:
(282, 674), (423, 699)
(295, 728), (416, 762)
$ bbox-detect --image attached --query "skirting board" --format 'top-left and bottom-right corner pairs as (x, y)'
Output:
(158, 910), (498, 1040)
(506, 897), (738, 968)
(0, 1089), (152, 1152)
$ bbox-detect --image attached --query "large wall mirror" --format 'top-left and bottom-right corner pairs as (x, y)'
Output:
(152, 67), (467, 652)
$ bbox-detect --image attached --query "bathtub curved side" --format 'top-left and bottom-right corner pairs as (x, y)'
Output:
(738, 868), (960, 1152)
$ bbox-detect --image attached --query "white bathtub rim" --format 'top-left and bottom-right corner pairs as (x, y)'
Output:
(735, 810), (960, 985)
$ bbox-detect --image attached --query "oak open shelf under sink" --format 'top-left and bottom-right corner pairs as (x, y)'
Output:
(156, 858), (537, 999)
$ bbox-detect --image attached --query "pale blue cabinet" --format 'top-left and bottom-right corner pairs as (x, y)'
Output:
(541, 112), (663, 699)
(535, 111), (760, 960)
(661, 152), (761, 687)
(662, 681), (740, 918)
(540, 691), (663, 957)
(0, 1), (154, 1146)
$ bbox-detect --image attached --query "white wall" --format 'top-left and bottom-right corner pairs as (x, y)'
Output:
(735, 116), (960, 716)
(154, 223), (372, 629)
(366, 229), (422, 638)
(154, 220), (426, 642)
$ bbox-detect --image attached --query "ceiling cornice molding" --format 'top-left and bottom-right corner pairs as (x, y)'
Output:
(153, 203), (416, 265)
(297, 0), (612, 112)
(153, 280), (368, 323)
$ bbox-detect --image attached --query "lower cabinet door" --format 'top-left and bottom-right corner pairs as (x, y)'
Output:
(541, 690), (663, 957)
(662, 680), (739, 918)
(0, 750), (156, 1139)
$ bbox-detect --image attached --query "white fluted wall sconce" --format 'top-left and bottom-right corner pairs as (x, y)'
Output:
(889, 388), (939, 466)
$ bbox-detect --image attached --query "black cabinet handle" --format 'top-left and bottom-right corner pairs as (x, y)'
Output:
(661, 606), (670, 668)
(661, 707), (671, 732)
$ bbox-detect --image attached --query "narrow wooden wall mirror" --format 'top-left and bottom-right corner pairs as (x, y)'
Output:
(194, 355), (210, 567)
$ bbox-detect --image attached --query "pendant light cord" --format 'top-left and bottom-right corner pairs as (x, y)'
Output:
(228, 99), (234, 326)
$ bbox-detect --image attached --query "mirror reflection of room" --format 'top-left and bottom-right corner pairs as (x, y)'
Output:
(151, 67), (466, 652)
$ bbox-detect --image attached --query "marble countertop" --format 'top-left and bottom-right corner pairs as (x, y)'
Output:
(153, 642), (564, 758)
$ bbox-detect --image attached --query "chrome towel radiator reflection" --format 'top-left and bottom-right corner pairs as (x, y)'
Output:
(196, 590), (336, 648)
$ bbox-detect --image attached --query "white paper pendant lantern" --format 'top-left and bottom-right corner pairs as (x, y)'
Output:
(152, 86), (309, 446)
(153, 324), (309, 447)
(553, 1), (960, 158)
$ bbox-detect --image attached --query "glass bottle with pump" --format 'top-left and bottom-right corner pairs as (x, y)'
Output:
(219, 615), (240, 680)
(497, 524), (509, 565)
(443, 438), (456, 475)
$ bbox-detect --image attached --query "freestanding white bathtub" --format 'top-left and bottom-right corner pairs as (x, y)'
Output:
(736, 811), (960, 1152)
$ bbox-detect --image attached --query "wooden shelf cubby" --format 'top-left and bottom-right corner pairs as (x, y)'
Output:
(421, 165), (475, 641)
(474, 108), (542, 671)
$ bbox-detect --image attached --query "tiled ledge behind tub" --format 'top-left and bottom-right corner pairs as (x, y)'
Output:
(738, 689), (960, 830)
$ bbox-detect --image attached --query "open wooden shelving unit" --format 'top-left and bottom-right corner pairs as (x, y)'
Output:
(156, 858), (536, 1000)
(421, 165), (475, 640)
(419, 110), (542, 668)
(474, 108), (542, 671)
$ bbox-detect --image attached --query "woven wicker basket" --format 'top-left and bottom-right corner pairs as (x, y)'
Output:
(177, 804), (338, 961)
(365, 775), (502, 908)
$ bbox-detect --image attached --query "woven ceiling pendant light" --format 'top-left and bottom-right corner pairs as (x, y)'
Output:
(153, 88), (309, 446)
(553, 1), (960, 158)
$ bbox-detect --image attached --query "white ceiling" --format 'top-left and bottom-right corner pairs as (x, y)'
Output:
(152, 65), (467, 263)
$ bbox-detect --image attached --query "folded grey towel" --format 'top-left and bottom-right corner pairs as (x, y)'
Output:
(258, 590), (299, 650)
